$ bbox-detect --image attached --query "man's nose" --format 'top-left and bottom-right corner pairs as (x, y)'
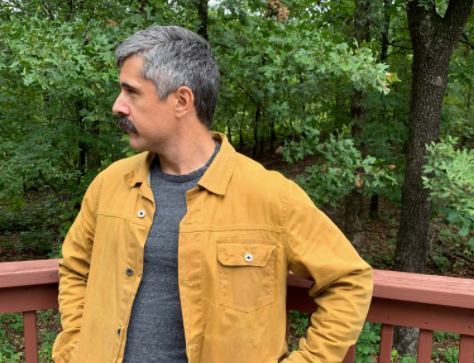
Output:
(112, 92), (130, 116)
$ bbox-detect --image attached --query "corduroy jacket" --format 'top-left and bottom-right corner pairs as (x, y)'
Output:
(52, 132), (373, 363)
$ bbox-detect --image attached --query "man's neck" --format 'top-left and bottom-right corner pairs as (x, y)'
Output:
(155, 129), (217, 176)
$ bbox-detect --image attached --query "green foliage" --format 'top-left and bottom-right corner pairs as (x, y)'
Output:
(433, 330), (460, 343)
(0, 193), (64, 257)
(442, 346), (460, 363)
(390, 350), (417, 363)
(0, 314), (23, 334)
(38, 330), (58, 363)
(0, 13), (126, 236)
(0, 347), (23, 363)
(0, 313), (24, 363)
(355, 322), (380, 363)
(431, 252), (451, 273)
(285, 130), (397, 208)
(423, 136), (474, 249)
(289, 310), (309, 336)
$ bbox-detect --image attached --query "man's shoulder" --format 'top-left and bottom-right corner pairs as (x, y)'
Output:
(233, 152), (291, 192)
(89, 152), (150, 196)
(100, 152), (149, 180)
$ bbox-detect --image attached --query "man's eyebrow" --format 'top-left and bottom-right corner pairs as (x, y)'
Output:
(120, 82), (140, 92)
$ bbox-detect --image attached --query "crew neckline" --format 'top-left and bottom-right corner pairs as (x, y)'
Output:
(152, 141), (220, 183)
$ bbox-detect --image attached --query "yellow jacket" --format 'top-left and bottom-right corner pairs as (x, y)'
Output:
(53, 132), (373, 363)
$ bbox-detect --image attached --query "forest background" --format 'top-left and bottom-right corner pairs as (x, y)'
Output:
(0, 0), (473, 362)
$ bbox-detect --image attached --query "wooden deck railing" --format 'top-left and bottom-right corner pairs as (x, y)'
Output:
(1, 259), (474, 363)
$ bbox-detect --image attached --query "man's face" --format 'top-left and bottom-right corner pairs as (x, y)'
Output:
(112, 55), (176, 151)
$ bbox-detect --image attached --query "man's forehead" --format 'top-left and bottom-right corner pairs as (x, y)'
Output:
(119, 55), (146, 83)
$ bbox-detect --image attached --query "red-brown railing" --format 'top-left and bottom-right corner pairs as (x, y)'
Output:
(1, 259), (474, 363)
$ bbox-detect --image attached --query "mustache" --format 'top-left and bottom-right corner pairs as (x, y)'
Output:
(116, 116), (139, 135)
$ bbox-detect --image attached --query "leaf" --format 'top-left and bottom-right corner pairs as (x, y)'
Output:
(468, 237), (474, 253)
(443, 208), (461, 223)
(458, 224), (470, 237)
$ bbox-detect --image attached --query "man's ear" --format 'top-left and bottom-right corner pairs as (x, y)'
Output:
(175, 86), (195, 119)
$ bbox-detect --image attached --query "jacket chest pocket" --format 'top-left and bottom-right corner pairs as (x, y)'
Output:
(217, 240), (276, 312)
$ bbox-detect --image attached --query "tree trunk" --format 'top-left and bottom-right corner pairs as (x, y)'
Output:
(381, 0), (391, 63)
(344, 188), (363, 252)
(394, 0), (474, 356)
(369, 194), (379, 220)
(396, 0), (473, 276)
(460, 81), (472, 146)
(197, 0), (208, 40)
(343, 0), (371, 251)
(344, 89), (367, 251)
(369, 0), (392, 219)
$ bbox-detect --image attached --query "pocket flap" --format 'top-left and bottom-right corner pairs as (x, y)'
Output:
(217, 240), (276, 267)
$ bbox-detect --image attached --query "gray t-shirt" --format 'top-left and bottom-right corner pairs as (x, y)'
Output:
(123, 143), (220, 363)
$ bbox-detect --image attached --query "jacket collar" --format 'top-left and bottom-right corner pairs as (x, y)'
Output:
(123, 132), (237, 196)
(123, 151), (155, 188)
(198, 132), (237, 195)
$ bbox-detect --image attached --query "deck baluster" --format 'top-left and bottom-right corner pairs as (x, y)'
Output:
(458, 334), (474, 363)
(23, 310), (39, 363)
(379, 324), (394, 363)
(416, 329), (433, 363)
(341, 344), (356, 363)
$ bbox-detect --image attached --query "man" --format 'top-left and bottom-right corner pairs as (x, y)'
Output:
(52, 26), (373, 363)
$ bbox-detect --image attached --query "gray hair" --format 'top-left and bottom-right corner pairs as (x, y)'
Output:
(115, 26), (220, 129)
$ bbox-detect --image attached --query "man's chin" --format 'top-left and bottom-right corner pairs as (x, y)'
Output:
(128, 137), (147, 152)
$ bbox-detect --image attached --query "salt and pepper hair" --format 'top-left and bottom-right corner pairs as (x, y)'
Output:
(115, 26), (220, 130)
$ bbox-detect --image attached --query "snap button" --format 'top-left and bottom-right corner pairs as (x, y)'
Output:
(126, 268), (134, 276)
(244, 253), (253, 262)
(117, 328), (121, 335)
(138, 210), (145, 218)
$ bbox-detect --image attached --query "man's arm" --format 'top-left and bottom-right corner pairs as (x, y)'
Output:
(284, 181), (373, 363)
(52, 173), (103, 363)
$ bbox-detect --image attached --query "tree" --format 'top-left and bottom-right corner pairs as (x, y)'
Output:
(394, 0), (474, 355)
(344, 0), (372, 252)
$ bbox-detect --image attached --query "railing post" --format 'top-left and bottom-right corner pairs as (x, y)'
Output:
(379, 324), (394, 363)
(416, 329), (433, 363)
(341, 345), (355, 363)
(458, 335), (474, 363)
(23, 311), (39, 363)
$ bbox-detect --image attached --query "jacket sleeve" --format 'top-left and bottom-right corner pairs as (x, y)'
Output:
(283, 181), (373, 363)
(52, 172), (104, 363)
